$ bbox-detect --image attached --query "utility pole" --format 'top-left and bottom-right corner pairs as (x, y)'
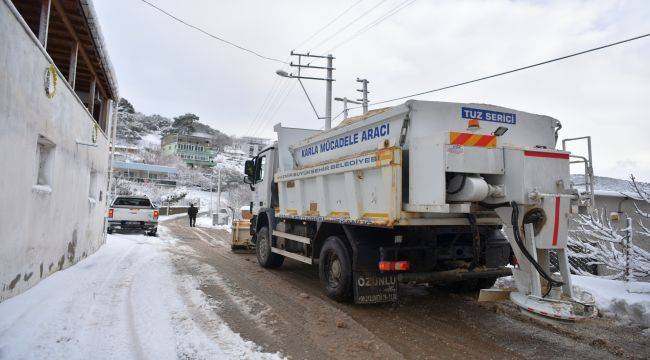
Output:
(209, 172), (213, 217)
(325, 55), (333, 129)
(356, 78), (369, 115)
(276, 52), (335, 130)
(334, 97), (362, 120)
(216, 165), (222, 225)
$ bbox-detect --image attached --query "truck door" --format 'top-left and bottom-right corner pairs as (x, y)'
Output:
(253, 148), (276, 212)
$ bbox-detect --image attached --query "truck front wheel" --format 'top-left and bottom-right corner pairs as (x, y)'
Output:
(319, 236), (352, 301)
(256, 226), (284, 268)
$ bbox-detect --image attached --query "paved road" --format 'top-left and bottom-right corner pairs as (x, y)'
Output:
(163, 217), (650, 359)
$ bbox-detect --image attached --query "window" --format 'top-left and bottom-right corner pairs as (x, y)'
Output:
(113, 197), (152, 207)
(88, 170), (98, 200)
(36, 135), (55, 186)
(256, 155), (266, 182)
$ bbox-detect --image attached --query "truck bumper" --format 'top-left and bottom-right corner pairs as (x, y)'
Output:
(108, 221), (158, 231)
(397, 267), (512, 284)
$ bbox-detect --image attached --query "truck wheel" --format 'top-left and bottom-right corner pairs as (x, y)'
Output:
(256, 226), (284, 268)
(107, 228), (113, 234)
(319, 236), (352, 302)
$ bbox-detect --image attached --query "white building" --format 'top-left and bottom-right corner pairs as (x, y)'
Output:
(235, 136), (270, 157)
(0, 0), (119, 301)
(112, 161), (178, 187)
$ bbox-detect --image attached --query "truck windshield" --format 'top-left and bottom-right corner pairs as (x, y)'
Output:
(113, 198), (152, 207)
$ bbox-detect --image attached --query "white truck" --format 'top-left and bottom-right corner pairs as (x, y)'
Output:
(107, 196), (159, 236)
(243, 100), (594, 320)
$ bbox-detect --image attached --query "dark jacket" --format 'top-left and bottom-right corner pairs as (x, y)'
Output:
(188, 206), (198, 217)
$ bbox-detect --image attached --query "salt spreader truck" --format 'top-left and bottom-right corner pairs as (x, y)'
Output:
(243, 100), (595, 320)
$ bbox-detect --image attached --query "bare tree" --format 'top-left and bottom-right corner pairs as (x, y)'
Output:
(568, 175), (650, 280)
(226, 184), (252, 220)
(631, 175), (650, 239)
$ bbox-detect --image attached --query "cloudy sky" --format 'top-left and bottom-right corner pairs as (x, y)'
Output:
(94, 0), (650, 181)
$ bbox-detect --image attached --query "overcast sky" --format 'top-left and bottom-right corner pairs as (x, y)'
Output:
(94, 0), (650, 181)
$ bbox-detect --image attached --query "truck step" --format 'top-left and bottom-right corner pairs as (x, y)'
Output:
(271, 247), (313, 264)
(272, 230), (311, 245)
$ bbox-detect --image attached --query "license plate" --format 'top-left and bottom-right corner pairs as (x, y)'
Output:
(353, 271), (397, 304)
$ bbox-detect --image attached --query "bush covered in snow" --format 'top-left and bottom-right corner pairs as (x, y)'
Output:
(110, 180), (191, 207)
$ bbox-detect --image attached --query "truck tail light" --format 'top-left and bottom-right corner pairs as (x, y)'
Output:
(108, 208), (114, 218)
(379, 261), (410, 272)
(153, 210), (159, 219)
(510, 254), (518, 266)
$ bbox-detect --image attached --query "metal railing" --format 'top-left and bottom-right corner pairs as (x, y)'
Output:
(562, 136), (595, 210)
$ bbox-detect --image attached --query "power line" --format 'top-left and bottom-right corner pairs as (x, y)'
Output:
(311, 0), (391, 51)
(138, 0), (288, 64)
(294, 0), (365, 51)
(327, 0), (417, 52)
(246, 1), (370, 137)
(252, 81), (296, 137)
(366, 33), (650, 106)
(244, 76), (283, 135)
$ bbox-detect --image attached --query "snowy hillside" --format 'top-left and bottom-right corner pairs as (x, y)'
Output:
(571, 174), (648, 194)
(115, 98), (233, 149)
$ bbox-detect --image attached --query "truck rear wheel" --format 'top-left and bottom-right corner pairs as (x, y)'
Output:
(319, 236), (352, 302)
(256, 226), (284, 268)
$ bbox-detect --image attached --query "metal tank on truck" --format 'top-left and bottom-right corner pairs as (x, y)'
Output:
(242, 100), (595, 321)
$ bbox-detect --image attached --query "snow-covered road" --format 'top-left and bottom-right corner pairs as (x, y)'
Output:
(0, 228), (282, 360)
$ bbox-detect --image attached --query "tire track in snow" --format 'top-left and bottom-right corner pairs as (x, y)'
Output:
(193, 227), (227, 247)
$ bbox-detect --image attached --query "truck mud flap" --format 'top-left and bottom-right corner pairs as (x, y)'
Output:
(353, 271), (397, 304)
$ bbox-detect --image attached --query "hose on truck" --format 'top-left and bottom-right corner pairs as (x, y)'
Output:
(479, 201), (563, 297)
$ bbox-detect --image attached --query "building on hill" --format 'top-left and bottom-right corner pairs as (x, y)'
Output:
(222, 145), (249, 161)
(161, 132), (216, 168)
(112, 161), (177, 187)
(1, 0), (119, 301)
(110, 143), (139, 161)
(236, 136), (270, 157)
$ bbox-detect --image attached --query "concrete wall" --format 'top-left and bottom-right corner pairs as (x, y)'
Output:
(590, 193), (650, 248)
(0, 3), (112, 301)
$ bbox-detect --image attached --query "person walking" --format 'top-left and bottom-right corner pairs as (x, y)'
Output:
(187, 203), (198, 227)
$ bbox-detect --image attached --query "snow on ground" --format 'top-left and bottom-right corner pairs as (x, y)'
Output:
(0, 228), (282, 359)
(138, 133), (162, 149)
(572, 276), (650, 329)
(195, 214), (232, 233)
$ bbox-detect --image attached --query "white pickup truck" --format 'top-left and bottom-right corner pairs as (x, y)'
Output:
(107, 196), (158, 236)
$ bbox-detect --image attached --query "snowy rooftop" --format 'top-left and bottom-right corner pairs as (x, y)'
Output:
(593, 190), (641, 199)
(112, 161), (177, 174)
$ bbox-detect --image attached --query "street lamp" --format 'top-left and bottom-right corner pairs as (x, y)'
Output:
(334, 97), (362, 120)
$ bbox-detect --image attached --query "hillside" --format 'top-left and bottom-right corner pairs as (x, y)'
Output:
(115, 98), (232, 150)
(571, 174), (648, 194)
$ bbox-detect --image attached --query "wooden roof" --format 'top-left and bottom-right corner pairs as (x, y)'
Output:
(12, 0), (118, 100)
